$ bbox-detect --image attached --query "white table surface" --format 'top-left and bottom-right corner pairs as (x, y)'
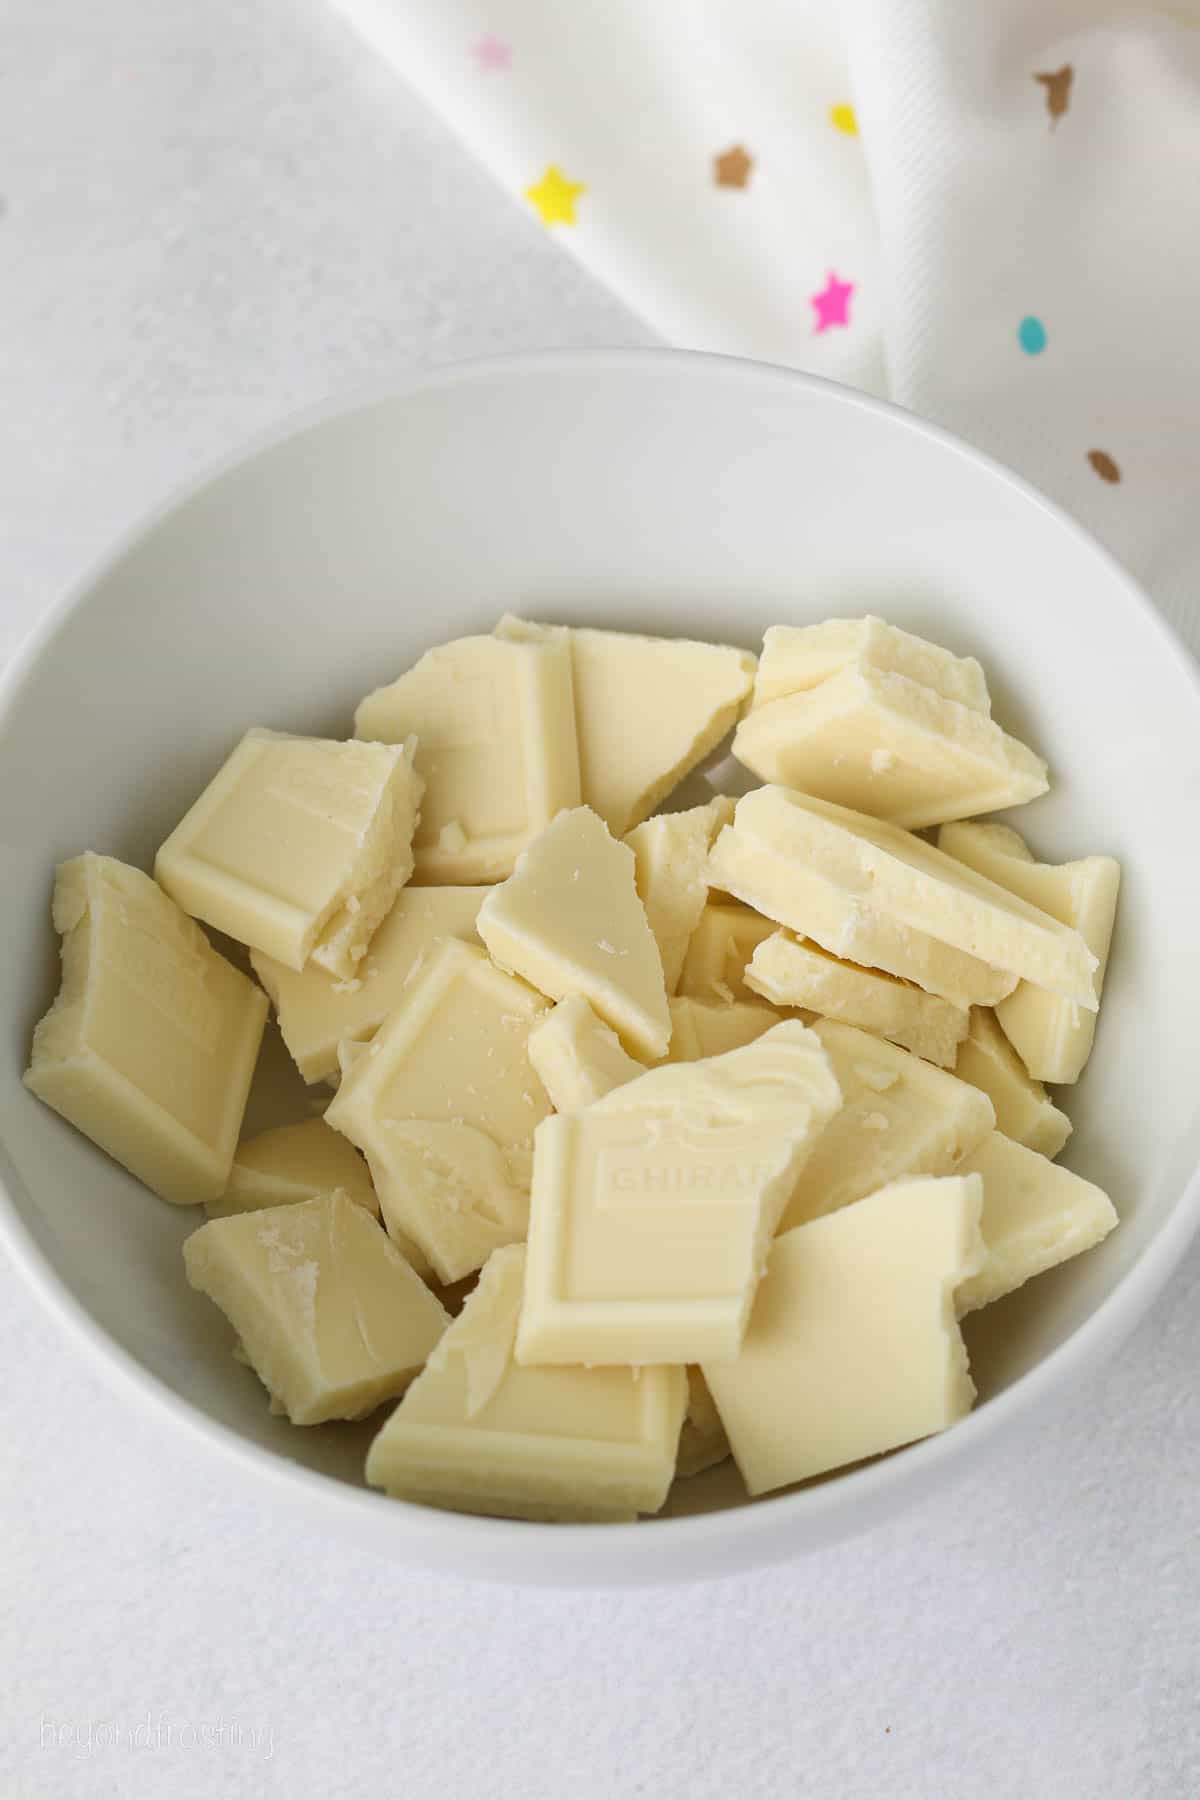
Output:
(2, 5), (1197, 1796)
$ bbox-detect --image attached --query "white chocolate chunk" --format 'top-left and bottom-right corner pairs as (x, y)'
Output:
(252, 884), (489, 1085)
(708, 807), (1015, 1010)
(325, 939), (551, 1283)
(956, 1132), (1117, 1313)
(677, 900), (777, 1004)
(625, 797), (733, 992)
(751, 618), (991, 714)
(184, 1190), (449, 1424)
(518, 1022), (842, 1366)
(746, 930), (968, 1067)
(156, 729), (423, 978)
(733, 665), (1047, 829)
(208, 1119), (380, 1220)
(676, 1368), (731, 1478)
(780, 1020), (994, 1233)
(477, 806), (671, 1060)
(366, 1245), (686, 1522)
(531, 620), (755, 835)
(939, 822), (1121, 1084)
(527, 995), (645, 1112)
(953, 1008), (1072, 1159)
(25, 854), (267, 1206)
(710, 788), (1096, 1006)
(667, 996), (782, 1063)
(355, 623), (580, 883)
(703, 1175), (985, 1494)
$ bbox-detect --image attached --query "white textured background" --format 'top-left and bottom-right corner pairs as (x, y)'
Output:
(1, 5), (1197, 1796)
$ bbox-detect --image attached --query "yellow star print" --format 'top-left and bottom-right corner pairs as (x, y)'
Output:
(525, 165), (586, 227)
(830, 103), (858, 135)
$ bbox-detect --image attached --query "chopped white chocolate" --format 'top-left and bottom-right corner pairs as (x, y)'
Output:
(520, 619), (755, 835)
(953, 1008), (1072, 1159)
(325, 939), (551, 1284)
(517, 1022), (842, 1366)
(666, 996), (782, 1063)
(956, 1132), (1117, 1313)
(939, 821), (1121, 1084)
(708, 808), (1014, 1013)
(733, 665), (1046, 828)
(155, 729), (423, 978)
(709, 788), (1096, 1006)
(751, 618), (991, 714)
(252, 884), (489, 1085)
(365, 1245), (687, 1522)
(25, 854), (267, 1206)
(208, 1119), (380, 1220)
(676, 1368), (731, 1478)
(780, 1020), (994, 1233)
(354, 622), (580, 883)
(527, 995), (645, 1112)
(677, 900), (777, 1004)
(184, 1189), (449, 1424)
(624, 797), (734, 992)
(477, 806), (671, 1060)
(746, 930), (967, 1067)
(703, 1175), (985, 1494)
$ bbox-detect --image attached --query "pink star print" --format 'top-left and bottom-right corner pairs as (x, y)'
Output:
(811, 272), (855, 333)
(473, 34), (512, 71)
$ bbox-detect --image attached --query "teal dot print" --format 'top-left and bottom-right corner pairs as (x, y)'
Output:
(1018, 316), (1047, 355)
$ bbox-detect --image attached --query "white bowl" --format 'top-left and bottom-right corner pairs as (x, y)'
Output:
(2, 350), (1199, 1586)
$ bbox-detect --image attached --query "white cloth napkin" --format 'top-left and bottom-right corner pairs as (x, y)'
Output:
(334, 0), (1200, 649)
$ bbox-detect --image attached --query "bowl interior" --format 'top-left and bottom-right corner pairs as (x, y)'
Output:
(2, 353), (1198, 1567)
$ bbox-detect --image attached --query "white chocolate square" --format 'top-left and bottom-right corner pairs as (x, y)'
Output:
(953, 1008), (1072, 1159)
(703, 1175), (985, 1494)
(207, 1118), (380, 1219)
(25, 854), (267, 1206)
(252, 884), (489, 1085)
(156, 729), (423, 977)
(477, 806), (671, 1060)
(517, 1022), (842, 1366)
(746, 930), (967, 1068)
(709, 787), (1095, 1006)
(514, 619), (754, 836)
(184, 1189), (449, 1424)
(939, 821), (1120, 1084)
(676, 900), (777, 1004)
(666, 997), (782, 1063)
(751, 618), (991, 714)
(325, 939), (551, 1283)
(733, 665), (1046, 828)
(956, 1131), (1117, 1313)
(780, 1020), (994, 1233)
(356, 622), (580, 882)
(366, 1245), (687, 1522)
(708, 817), (1013, 1011)
(527, 996), (645, 1112)
(676, 1368), (730, 1478)
(624, 797), (733, 992)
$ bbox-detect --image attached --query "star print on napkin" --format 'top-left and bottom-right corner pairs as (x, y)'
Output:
(1034, 66), (1073, 126)
(473, 35), (512, 72)
(713, 146), (753, 188)
(525, 166), (586, 226)
(811, 272), (854, 332)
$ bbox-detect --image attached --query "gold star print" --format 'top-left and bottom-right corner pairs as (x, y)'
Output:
(713, 145), (753, 189)
(1034, 66), (1073, 127)
(525, 165), (586, 226)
